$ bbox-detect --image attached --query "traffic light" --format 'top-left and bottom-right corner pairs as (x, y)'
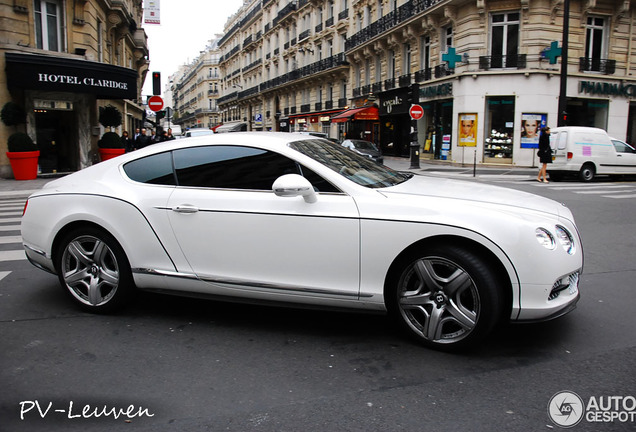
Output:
(152, 72), (161, 95)
(156, 110), (166, 122)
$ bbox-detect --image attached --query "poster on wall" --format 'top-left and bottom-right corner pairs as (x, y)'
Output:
(458, 113), (477, 147)
(520, 113), (547, 148)
(144, 0), (161, 24)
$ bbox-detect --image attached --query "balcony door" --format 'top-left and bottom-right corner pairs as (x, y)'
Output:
(490, 12), (519, 68)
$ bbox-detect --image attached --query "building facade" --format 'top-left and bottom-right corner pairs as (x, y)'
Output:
(171, 36), (223, 132)
(1, 0), (149, 177)
(212, 0), (635, 166)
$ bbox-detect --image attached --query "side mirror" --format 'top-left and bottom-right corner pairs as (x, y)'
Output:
(272, 174), (317, 204)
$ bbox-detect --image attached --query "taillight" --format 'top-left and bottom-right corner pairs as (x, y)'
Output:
(567, 152), (573, 160)
(22, 199), (28, 216)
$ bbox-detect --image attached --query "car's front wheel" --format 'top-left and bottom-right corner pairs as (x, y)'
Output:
(55, 227), (133, 312)
(386, 245), (504, 351)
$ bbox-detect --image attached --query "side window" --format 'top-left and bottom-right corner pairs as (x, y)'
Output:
(612, 139), (636, 153)
(123, 152), (176, 185)
(172, 146), (339, 192)
(174, 146), (298, 190)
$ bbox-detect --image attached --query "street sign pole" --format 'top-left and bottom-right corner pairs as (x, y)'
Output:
(409, 84), (421, 169)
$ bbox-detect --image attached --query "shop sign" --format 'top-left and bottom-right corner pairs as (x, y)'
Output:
(419, 83), (453, 99)
(6, 52), (137, 100)
(319, 116), (330, 122)
(579, 80), (636, 98)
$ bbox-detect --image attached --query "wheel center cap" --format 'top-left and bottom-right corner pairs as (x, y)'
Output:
(433, 292), (447, 307)
(90, 265), (100, 276)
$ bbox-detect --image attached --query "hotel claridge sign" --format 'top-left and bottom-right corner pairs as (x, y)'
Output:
(2, 1), (635, 177)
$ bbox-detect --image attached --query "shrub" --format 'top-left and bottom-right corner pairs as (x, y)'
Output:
(1, 102), (27, 127)
(99, 105), (122, 128)
(7, 132), (38, 152)
(98, 131), (123, 149)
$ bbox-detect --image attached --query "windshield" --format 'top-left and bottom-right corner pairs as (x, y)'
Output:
(289, 139), (411, 188)
(349, 140), (379, 151)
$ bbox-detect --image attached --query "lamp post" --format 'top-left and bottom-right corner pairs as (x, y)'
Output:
(557, 0), (570, 127)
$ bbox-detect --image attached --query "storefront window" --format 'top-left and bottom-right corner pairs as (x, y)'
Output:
(484, 96), (515, 163)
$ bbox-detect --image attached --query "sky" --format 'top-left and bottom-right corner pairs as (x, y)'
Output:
(141, 0), (245, 97)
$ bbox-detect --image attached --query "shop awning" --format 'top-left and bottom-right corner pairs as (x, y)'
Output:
(331, 106), (379, 123)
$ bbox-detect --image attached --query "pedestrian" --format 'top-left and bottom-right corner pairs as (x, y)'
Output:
(166, 128), (176, 140)
(133, 127), (141, 141)
(121, 130), (134, 152)
(135, 128), (152, 149)
(537, 126), (552, 183)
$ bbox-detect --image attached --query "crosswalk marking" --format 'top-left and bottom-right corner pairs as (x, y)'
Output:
(0, 194), (27, 264)
(0, 236), (22, 244)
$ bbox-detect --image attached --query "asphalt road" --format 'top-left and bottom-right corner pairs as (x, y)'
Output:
(0, 171), (634, 432)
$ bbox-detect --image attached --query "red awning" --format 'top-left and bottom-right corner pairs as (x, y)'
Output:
(331, 106), (379, 123)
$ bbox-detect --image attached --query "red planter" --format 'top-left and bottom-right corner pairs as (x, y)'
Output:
(98, 148), (126, 161)
(6, 151), (40, 181)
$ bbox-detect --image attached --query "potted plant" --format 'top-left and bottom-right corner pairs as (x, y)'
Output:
(97, 131), (126, 161)
(97, 105), (125, 161)
(2, 102), (40, 180)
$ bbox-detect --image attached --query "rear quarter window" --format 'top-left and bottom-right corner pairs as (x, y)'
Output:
(123, 152), (176, 185)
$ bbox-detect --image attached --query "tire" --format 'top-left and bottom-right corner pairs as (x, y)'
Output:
(55, 226), (134, 313)
(579, 164), (595, 182)
(386, 245), (504, 351)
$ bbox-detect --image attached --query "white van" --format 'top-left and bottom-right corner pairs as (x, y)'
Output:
(548, 126), (636, 181)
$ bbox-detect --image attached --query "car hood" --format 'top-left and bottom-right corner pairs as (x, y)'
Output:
(378, 174), (569, 218)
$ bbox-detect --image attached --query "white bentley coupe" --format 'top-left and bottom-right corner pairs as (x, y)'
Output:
(22, 132), (582, 350)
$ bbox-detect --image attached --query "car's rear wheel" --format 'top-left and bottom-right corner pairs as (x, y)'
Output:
(579, 164), (595, 182)
(386, 245), (503, 351)
(55, 227), (133, 312)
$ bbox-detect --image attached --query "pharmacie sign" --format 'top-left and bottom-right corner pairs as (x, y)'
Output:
(5, 52), (137, 99)
(579, 80), (636, 98)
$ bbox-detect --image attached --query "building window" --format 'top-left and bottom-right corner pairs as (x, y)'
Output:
(34, 0), (63, 51)
(421, 36), (430, 71)
(441, 25), (453, 52)
(388, 50), (396, 79)
(585, 16), (608, 70)
(375, 56), (382, 83)
(403, 43), (411, 75)
(490, 12), (519, 68)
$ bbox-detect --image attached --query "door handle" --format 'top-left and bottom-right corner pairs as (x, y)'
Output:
(172, 205), (199, 214)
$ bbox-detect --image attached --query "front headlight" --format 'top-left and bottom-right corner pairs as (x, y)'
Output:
(555, 225), (576, 254)
(535, 228), (555, 249)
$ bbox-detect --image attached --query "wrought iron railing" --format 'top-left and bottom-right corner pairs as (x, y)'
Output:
(579, 57), (616, 74)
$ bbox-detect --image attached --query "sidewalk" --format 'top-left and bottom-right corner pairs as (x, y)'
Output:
(384, 156), (538, 180)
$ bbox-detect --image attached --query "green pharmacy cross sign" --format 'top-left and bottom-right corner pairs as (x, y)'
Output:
(442, 47), (463, 69)
(543, 41), (562, 65)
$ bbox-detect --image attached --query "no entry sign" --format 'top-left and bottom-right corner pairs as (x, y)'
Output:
(409, 104), (424, 120)
(148, 95), (164, 112)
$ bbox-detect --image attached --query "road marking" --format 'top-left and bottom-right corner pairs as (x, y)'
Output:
(0, 218), (22, 223)
(0, 250), (26, 261)
(577, 189), (636, 194)
(0, 225), (20, 232)
(0, 236), (22, 244)
(604, 194), (636, 199)
(0, 271), (11, 281)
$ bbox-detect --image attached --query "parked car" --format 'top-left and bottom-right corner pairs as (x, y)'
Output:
(548, 126), (636, 181)
(184, 128), (215, 138)
(21, 132), (582, 350)
(341, 139), (383, 164)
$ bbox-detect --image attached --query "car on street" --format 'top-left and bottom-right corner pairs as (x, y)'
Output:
(184, 128), (215, 138)
(21, 132), (582, 350)
(341, 138), (384, 164)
